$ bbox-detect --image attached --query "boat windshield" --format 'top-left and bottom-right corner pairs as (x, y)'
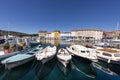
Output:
(0, 46), (4, 51)
(114, 54), (120, 57)
(32, 49), (39, 52)
(96, 51), (100, 54)
(103, 53), (112, 57)
(27, 52), (34, 55)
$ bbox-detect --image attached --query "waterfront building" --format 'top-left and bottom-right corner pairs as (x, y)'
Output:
(46, 32), (51, 40)
(38, 30), (48, 41)
(102, 32), (113, 42)
(60, 32), (71, 40)
(50, 32), (54, 40)
(111, 30), (120, 39)
(71, 29), (103, 41)
(54, 30), (60, 40)
(38, 29), (104, 41)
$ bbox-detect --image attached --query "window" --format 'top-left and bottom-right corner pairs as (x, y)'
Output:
(72, 48), (74, 50)
(103, 53), (112, 57)
(81, 51), (85, 53)
(87, 50), (90, 53)
(114, 54), (120, 57)
(32, 49), (39, 52)
(96, 51), (100, 53)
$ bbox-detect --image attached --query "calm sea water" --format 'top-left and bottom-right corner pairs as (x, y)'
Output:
(0, 40), (120, 80)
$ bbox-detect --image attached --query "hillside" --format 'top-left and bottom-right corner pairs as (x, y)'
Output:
(0, 30), (30, 37)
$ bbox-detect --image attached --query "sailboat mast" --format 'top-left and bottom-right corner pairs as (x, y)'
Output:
(116, 21), (119, 39)
(7, 22), (10, 38)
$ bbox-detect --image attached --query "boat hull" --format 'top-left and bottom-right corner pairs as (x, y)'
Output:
(70, 52), (97, 62)
(4, 56), (35, 70)
(97, 56), (120, 65)
(57, 55), (71, 67)
(0, 51), (19, 63)
(41, 54), (55, 64)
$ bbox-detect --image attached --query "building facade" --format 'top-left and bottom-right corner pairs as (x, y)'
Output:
(38, 30), (48, 40)
(54, 30), (60, 40)
(60, 32), (71, 40)
(38, 29), (104, 41)
(111, 30), (120, 39)
(71, 29), (103, 41)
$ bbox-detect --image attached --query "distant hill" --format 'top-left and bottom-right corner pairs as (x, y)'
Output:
(0, 30), (31, 37)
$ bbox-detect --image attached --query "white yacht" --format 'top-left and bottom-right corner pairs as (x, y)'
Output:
(57, 48), (72, 67)
(96, 47), (120, 65)
(35, 46), (56, 64)
(66, 45), (97, 62)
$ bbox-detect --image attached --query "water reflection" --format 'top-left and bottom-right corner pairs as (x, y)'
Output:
(0, 40), (120, 80)
(0, 65), (8, 80)
(41, 40), (94, 47)
(54, 40), (60, 46)
(19, 57), (56, 80)
(68, 57), (96, 80)
(91, 62), (120, 80)
(57, 61), (71, 77)
(93, 61), (120, 75)
(19, 62), (39, 80)
(45, 63), (67, 80)
(0, 61), (32, 80)
(37, 58), (57, 80)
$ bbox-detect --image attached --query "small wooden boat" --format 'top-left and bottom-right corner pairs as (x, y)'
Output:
(0, 45), (19, 62)
(57, 48), (72, 67)
(35, 46), (56, 64)
(1, 45), (43, 70)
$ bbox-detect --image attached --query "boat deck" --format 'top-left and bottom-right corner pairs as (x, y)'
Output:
(97, 48), (119, 54)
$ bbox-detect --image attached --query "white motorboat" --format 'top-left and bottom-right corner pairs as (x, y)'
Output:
(57, 48), (72, 67)
(66, 45), (97, 62)
(1, 45), (44, 70)
(96, 48), (120, 65)
(35, 46), (56, 64)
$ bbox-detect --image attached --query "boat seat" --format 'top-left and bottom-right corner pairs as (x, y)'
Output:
(60, 51), (65, 54)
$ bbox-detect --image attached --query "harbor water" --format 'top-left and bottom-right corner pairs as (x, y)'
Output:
(0, 40), (120, 80)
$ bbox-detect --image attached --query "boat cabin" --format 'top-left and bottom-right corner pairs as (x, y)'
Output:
(96, 48), (120, 59)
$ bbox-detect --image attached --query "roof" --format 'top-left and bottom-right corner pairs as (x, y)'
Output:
(54, 30), (60, 32)
(39, 30), (48, 33)
(72, 29), (103, 32)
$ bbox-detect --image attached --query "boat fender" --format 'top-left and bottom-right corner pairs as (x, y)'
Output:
(108, 58), (111, 63)
(60, 48), (63, 51)
(60, 48), (65, 54)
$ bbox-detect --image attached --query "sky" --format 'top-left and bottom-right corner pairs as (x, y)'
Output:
(0, 0), (120, 34)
